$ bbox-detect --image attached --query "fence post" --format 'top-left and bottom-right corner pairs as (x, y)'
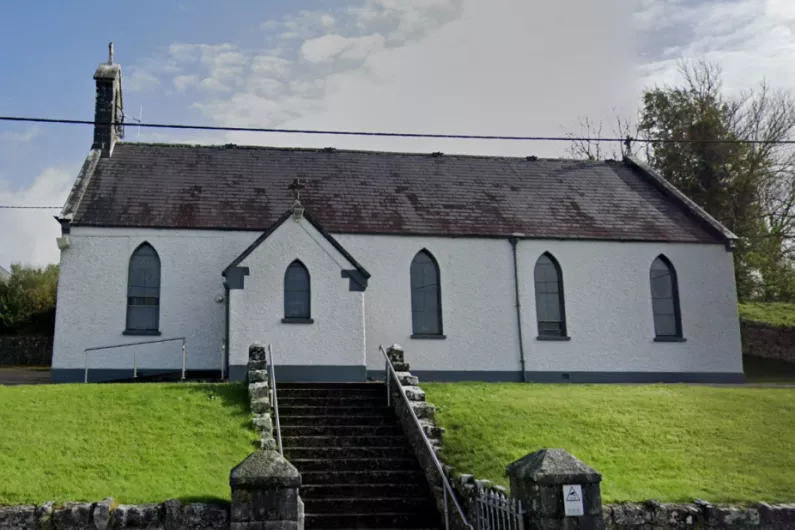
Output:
(230, 450), (302, 530)
(506, 448), (603, 530)
(181, 340), (187, 380)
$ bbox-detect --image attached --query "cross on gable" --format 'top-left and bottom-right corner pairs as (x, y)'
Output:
(289, 178), (305, 202)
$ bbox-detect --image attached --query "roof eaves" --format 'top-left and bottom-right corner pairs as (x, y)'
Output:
(623, 156), (738, 247)
(303, 211), (371, 279)
(59, 148), (103, 223)
(223, 210), (293, 275)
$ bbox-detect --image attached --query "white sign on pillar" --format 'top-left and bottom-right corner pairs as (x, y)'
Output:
(562, 484), (584, 516)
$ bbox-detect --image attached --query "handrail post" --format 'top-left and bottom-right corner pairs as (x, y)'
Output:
(386, 358), (390, 407)
(221, 340), (226, 379)
(181, 340), (187, 380)
(133, 350), (138, 379)
(84, 351), (89, 384)
(268, 345), (283, 456)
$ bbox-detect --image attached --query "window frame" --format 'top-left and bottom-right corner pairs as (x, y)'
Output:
(533, 252), (569, 340)
(124, 242), (162, 336)
(649, 255), (684, 341)
(282, 259), (313, 324)
(410, 249), (445, 339)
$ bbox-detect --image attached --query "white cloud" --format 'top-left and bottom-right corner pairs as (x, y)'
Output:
(173, 74), (199, 92)
(0, 168), (74, 268)
(198, 77), (233, 93)
(301, 34), (351, 63)
(251, 56), (292, 79)
(0, 127), (38, 144)
(125, 67), (160, 93)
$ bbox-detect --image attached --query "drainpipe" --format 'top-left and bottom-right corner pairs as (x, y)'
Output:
(509, 237), (527, 382)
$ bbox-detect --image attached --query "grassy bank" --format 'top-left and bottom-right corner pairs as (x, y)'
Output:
(424, 383), (795, 503)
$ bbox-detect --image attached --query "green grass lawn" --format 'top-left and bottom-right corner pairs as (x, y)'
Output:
(0, 383), (258, 505)
(738, 302), (795, 327)
(424, 383), (795, 503)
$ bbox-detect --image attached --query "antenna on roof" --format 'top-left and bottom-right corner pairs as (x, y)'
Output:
(108, 42), (114, 65)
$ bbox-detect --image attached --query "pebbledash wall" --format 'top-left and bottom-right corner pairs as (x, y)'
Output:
(52, 220), (743, 383)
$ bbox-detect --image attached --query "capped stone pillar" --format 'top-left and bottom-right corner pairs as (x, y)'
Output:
(230, 450), (302, 530)
(506, 449), (603, 530)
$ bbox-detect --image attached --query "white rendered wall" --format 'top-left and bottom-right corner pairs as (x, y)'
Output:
(336, 235), (743, 376)
(52, 227), (257, 376)
(53, 224), (742, 380)
(229, 217), (365, 371)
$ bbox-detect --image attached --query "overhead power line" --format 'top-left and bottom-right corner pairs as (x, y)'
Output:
(3, 115), (795, 145)
(0, 205), (61, 209)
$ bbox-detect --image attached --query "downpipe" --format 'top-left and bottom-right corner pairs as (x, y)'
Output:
(509, 237), (527, 383)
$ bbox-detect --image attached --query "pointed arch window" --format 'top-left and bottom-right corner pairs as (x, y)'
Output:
(410, 250), (443, 337)
(534, 253), (568, 339)
(125, 243), (161, 335)
(650, 255), (683, 340)
(283, 260), (312, 323)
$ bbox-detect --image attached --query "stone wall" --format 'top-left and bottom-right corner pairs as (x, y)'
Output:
(741, 321), (795, 364)
(0, 498), (228, 529)
(603, 500), (795, 529)
(0, 336), (52, 366)
(245, 343), (277, 450)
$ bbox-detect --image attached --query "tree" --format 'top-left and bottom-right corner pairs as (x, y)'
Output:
(568, 60), (795, 301)
(0, 264), (59, 335)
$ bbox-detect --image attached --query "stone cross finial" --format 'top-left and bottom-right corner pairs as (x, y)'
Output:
(108, 42), (114, 65)
(289, 178), (305, 203)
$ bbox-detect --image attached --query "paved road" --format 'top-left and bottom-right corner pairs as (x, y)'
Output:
(0, 367), (51, 386)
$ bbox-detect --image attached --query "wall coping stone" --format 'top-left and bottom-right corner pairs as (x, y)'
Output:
(506, 448), (602, 485)
(230, 450), (302, 489)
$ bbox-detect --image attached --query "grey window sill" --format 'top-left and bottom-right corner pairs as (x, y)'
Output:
(282, 318), (314, 324)
(411, 334), (446, 340)
(537, 335), (571, 341)
(654, 336), (687, 342)
(123, 329), (162, 336)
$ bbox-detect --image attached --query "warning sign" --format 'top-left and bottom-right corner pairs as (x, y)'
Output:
(562, 484), (584, 516)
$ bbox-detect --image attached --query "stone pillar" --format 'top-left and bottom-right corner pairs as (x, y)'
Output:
(230, 450), (302, 530)
(506, 449), (603, 530)
(248, 342), (276, 450)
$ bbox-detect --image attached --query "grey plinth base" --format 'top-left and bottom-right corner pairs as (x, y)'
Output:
(507, 448), (604, 530)
(230, 450), (302, 530)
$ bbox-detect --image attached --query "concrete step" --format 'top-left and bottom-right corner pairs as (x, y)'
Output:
(304, 512), (439, 530)
(278, 388), (386, 399)
(278, 396), (389, 407)
(280, 405), (393, 416)
(300, 470), (426, 486)
(302, 497), (433, 515)
(287, 446), (413, 460)
(278, 382), (386, 390)
(301, 483), (431, 499)
(279, 415), (395, 426)
(280, 425), (403, 437)
(283, 436), (408, 448)
(291, 458), (420, 473)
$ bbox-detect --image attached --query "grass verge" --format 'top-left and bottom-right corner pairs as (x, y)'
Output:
(424, 383), (795, 503)
(0, 383), (258, 505)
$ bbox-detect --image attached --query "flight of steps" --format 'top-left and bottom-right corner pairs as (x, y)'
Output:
(278, 382), (442, 530)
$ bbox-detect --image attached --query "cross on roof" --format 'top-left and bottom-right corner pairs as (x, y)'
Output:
(289, 178), (305, 203)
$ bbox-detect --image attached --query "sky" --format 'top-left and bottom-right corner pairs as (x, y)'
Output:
(1, 0), (795, 269)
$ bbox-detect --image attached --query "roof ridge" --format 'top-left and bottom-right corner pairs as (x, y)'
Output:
(115, 141), (618, 163)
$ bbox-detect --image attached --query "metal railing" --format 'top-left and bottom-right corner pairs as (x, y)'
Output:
(267, 344), (283, 456)
(474, 488), (524, 530)
(379, 345), (473, 530)
(83, 337), (187, 384)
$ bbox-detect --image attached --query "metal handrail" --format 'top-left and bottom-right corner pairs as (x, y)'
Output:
(83, 337), (187, 383)
(379, 344), (473, 530)
(267, 344), (284, 456)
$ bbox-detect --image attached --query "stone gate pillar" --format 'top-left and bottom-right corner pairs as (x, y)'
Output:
(506, 448), (603, 530)
(230, 450), (302, 530)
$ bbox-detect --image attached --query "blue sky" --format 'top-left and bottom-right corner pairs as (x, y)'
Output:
(1, 0), (795, 268)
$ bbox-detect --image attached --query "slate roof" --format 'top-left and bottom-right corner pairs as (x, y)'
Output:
(62, 142), (733, 244)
